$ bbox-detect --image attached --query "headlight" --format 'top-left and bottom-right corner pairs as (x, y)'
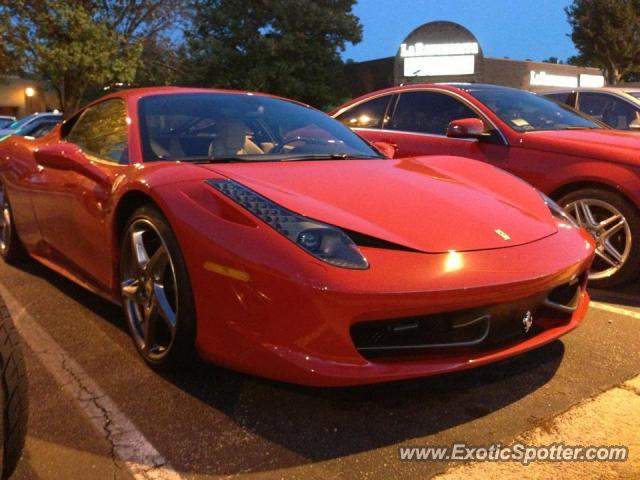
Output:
(539, 191), (578, 228)
(207, 179), (369, 269)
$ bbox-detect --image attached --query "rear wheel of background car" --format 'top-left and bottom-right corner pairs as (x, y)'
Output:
(0, 181), (26, 264)
(120, 206), (197, 369)
(559, 188), (640, 288)
(0, 295), (28, 479)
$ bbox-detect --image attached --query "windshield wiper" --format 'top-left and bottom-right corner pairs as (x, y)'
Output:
(174, 156), (254, 164)
(280, 153), (382, 162)
(560, 126), (600, 130)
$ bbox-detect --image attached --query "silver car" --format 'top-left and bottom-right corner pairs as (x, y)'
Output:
(544, 87), (640, 131)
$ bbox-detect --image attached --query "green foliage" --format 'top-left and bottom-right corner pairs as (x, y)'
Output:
(0, 0), (185, 114)
(566, 0), (640, 83)
(184, 0), (362, 109)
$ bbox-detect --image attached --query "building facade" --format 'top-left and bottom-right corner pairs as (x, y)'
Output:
(0, 77), (57, 118)
(346, 21), (605, 98)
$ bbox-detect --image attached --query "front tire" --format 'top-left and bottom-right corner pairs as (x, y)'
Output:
(120, 206), (197, 369)
(559, 188), (640, 288)
(0, 181), (25, 264)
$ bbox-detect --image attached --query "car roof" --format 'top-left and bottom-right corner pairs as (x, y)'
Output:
(335, 83), (535, 110)
(98, 86), (309, 105)
(543, 87), (640, 94)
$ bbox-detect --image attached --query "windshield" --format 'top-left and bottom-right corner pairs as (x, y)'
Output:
(7, 114), (37, 130)
(466, 88), (601, 132)
(138, 93), (384, 163)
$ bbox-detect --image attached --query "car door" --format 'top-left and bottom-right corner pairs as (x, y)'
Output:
(30, 99), (129, 289)
(577, 92), (640, 130)
(383, 90), (509, 167)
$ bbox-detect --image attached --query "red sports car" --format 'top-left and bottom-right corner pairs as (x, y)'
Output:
(0, 87), (593, 386)
(333, 83), (640, 287)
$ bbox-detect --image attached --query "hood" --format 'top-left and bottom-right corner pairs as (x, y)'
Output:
(521, 129), (640, 164)
(202, 156), (558, 253)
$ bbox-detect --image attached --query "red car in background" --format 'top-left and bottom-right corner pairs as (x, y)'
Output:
(333, 84), (640, 287)
(0, 87), (593, 386)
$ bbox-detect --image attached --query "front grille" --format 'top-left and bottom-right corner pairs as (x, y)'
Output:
(351, 275), (585, 359)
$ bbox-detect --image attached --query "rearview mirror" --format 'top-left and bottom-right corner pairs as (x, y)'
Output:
(371, 141), (398, 158)
(34, 143), (110, 186)
(447, 118), (490, 139)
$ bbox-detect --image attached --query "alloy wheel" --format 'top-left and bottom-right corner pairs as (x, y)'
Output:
(0, 182), (10, 255)
(121, 219), (179, 361)
(564, 198), (631, 280)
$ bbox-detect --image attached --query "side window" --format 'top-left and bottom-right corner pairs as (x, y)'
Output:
(579, 93), (639, 129)
(335, 95), (392, 129)
(389, 91), (479, 135)
(66, 99), (128, 163)
(607, 97), (640, 130)
(545, 92), (574, 107)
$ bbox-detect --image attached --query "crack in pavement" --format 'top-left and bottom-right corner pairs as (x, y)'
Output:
(0, 284), (185, 480)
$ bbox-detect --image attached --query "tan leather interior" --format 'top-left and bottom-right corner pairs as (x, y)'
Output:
(208, 119), (263, 158)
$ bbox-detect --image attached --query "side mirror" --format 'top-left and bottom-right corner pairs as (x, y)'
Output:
(447, 118), (490, 139)
(33, 143), (110, 186)
(371, 140), (398, 158)
(34, 143), (85, 170)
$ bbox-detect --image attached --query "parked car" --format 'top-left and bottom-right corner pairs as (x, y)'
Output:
(0, 117), (16, 130)
(333, 83), (640, 287)
(0, 87), (593, 386)
(0, 112), (62, 139)
(0, 295), (28, 478)
(543, 87), (640, 131)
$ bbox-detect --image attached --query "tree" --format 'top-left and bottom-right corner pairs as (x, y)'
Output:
(0, 0), (186, 115)
(566, 0), (640, 84)
(541, 56), (564, 64)
(184, 0), (362, 108)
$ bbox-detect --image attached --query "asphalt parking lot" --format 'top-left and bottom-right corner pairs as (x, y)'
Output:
(2, 258), (639, 480)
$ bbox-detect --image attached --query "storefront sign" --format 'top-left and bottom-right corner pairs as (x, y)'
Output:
(579, 74), (606, 88)
(529, 71), (578, 88)
(400, 42), (479, 58)
(404, 55), (475, 77)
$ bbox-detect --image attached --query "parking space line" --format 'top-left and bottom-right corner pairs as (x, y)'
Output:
(0, 284), (185, 480)
(590, 301), (640, 319)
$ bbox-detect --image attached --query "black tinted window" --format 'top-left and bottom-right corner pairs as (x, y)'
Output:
(335, 95), (392, 129)
(67, 99), (128, 164)
(579, 93), (639, 130)
(389, 91), (478, 135)
(545, 92), (574, 106)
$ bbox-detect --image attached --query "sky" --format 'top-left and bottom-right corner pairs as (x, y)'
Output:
(343, 0), (578, 63)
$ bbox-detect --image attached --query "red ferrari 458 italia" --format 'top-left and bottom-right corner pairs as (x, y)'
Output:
(0, 87), (593, 386)
(333, 83), (640, 287)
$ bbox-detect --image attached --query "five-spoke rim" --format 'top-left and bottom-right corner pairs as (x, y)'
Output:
(121, 219), (178, 361)
(0, 182), (10, 255)
(564, 198), (631, 280)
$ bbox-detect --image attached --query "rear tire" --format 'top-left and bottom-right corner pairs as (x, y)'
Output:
(0, 296), (28, 479)
(0, 181), (26, 264)
(119, 206), (197, 369)
(559, 188), (640, 288)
